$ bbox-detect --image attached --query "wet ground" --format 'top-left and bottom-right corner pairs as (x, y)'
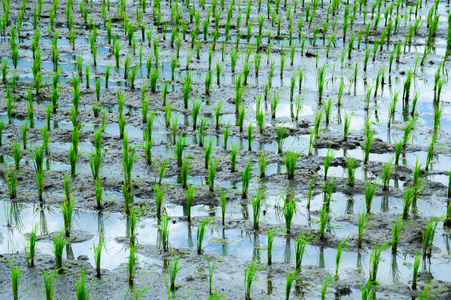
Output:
(1, 0), (451, 299)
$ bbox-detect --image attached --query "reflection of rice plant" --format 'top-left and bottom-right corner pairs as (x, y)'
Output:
(307, 173), (316, 211)
(267, 227), (281, 265)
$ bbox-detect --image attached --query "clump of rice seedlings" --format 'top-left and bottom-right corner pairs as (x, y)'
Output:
(363, 118), (375, 164)
(346, 157), (357, 187)
(252, 187), (264, 230)
(241, 160), (252, 199)
(21, 122), (29, 150)
(42, 269), (57, 300)
(31, 145), (45, 201)
(11, 141), (23, 171)
(52, 229), (67, 273)
(258, 150), (268, 179)
(154, 184), (165, 223)
(9, 260), (22, 300)
(343, 111), (353, 141)
(402, 185), (415, 220)
(24, 223), (38, 267)
(294, 234), (307, 271)
(323, 147), (335, 181)
(335, 235), (350, 279)
(128, 206), (144, 247)
(247, 123), (254, 151)
(155, 159), (169, 186)
(394, 139), (403, 166)
(74, 267), (92, 299)
(230, 142), (239, 172)
(284, 150), (300, 180)
(320, 274), (333, 300)
(168, 251), (184, 291)
(276, 125), (286, 154)
(206, 155), (219, 191)
(382, 159), (395, 191)
(93, 237), (104, 278)
(319, 204), (330, 240)
(214, 100), (223, 131)
(175, 136), (186, 167)
(270, 91), (280, 119)
(61, 195), (75, 237)
(284, 194), (297, 233)
(192, 98), (202, 130)
(244, 259), (262, 300)
(237, 105), (246, 132)
(357, 212), (370, 248)
(307, 173), (316, 211)
(205, 137), (214, 169)
(422, 216), (441, 258)
(181, 157), (190, 189)
(391, 215), (410, 253)
(411, 157), (424, 213)
(323, 98), (333, 126)
(217, 187), (228, 226)
(5, 87), (16, 125)
(266, 227), (281, 265)
(0, 119), (4, 146)
(285, 269), (299, 300)
(316, 65), (327, 104)
(68, 144), (78, 178)
(40, 126), (51, 155)
(402, 118), (416, 149)
(412, 250), (421, 290)
(127, 245), (138, 288)
(197, 218), (212, 254)
(360, 279), (374, 300)
(158, 212), (170, 252)
(5, 165), (18, 199)
(369, 242), (390, 283)
(223, 123), (231, 150)
(88, 149), (102, 181)
(364, 179), (378, 214)
(184, 186), (197, 222)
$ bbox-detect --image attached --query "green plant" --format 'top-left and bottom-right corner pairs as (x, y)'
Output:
(276, 125), (286, 154)
(258, 150), (268, 178)
(52, 229), (67, 273)
(93, 237), (103, 278)
(323, 147), (336, 181)
(61, 195), (75, 237)
(382, 159), (395, 191)
(412, 250), (421, 290)
(9, 260), (22, 300)
(320, 274), (333, 300)
(284, 194), (296, 233)
(357, 212), (370, 248)
(24, 223), (38, 267)
(402, 185), (415, 220)
(230, 142), (239, 172)
(241, 160), (252, 199)
(158, 212), (170, 252)
(251, 187), (264, 230)
(11, 142), (22, 171)
(204, 256), (221, 295)
(346, 157), (357, 187)
(285, 269), (299, 300)
(335, 235), (350, 279)
(175, 136), (186, 167)
(127, 245), (138, 288)
(343, 111), (353, 141)
(154, 183), (165, 223)
(168, 251), (184, 291)
(181, 157), (191, 189)
(192, 98), (202, 130)
(208, 157), (220, 192)
(42, 269), (57, 300)
(364, 179), (378, 214)
(369, 241), (390, 283)
(217, 187), (228, 226)
(197, 217), (212, 254)
(68, 144), (78, 177)
(294, 234), (307, 271)
(422, 216), (440, 258)
(74, 267), (92, 299)
(128, 206), (143, 247)
(244, 259), (262, 300)
(307, 173), (315, 210)
(4, 165), (18, 199)
(284, 150), (300, 179)
(31, 145), (45, 201)
(363, 118), (375, 164)
(266, 227), (281, 265)
(319, 205), (330, 240)
(184, 186), (197, 222)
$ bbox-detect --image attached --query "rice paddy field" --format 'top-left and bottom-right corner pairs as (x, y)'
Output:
(0, 0), (451, 299)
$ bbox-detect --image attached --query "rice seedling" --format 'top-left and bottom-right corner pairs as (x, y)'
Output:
(320, 273), (333, 300)
(4, 165), (18, 199)
(237, 105), (245, 132)
(183, 185), (197, 223)
(11, 142), (22, 171)
(68, 144), (78, 178)
(345, 156), (357, 187)
(175, 136), (186, 168)
(61, 195), (75, 237)
(319, 204), (330, 240)
(343, 111), (353, 141)
(284, 150), (300, 180)
(363, 118), (375, 164)
(335, 235), (350, 279)
(323, 147), (336, 181)
(412, 250), (421, 290)
(24, 223), (38, 267)
(357, 212), (370, 248)
(247, 123), (254, 151)
(270, 91), (280, 119)
(284, 194), (296, 233)
(9, 260), (22, 300)
(63, 172), (71, 204)
(5, 87), (15, 125)
(52, 229), (67, 273)
(129, 206), (144, 247)
(276, 125), (286, 154)
(391, 215), (411, 253)
(192, 98), (202, 130)
(402, 184), (415, 220)
(307, 173), (316, 211)
(0, 119), (4, 146)
(294, 233), (307, 271)
(216, 187), (228, 226)
(158, 212), (170, 252)
(252, 187), (264, 230)
(382, 159), (395, 191)
(94, 178), (103, 210)
(180, 157), (190, 189)
(223, 122), (231, 150)
(422, 216), (440, 258)
(244, 259), (262, 300)
(31, 145), (45, 201)
(42, 269), (57, 300)
(197, 217), (212, 254)
(241, 160), (252, 199)
(74, 266), (93, 299)
(369, 241), (390, 283)
(154, 183), (165, 223)
(364, 179), (378, 215)
(285, 269), (299, 300)
(127, 245), (138, 288)
(168, 251), (184, 291)
(316, 65), (327, 104)
(258, 150), (268, 179)
(208, 157), (220, 192)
